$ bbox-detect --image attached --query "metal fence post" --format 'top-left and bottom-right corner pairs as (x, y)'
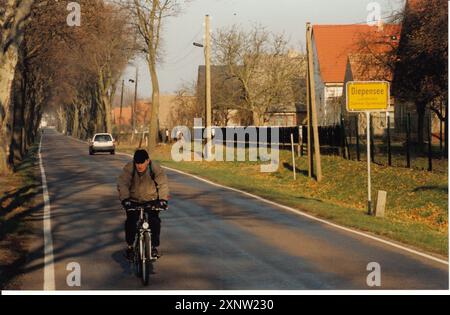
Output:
(428, 113), (433, 172)
(406, 113), (411, 168)
(387, 114), (392, 166)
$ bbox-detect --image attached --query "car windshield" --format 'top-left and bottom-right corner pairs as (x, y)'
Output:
(94, 135), (112, 142)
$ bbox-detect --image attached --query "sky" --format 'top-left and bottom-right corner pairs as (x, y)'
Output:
(119, 0), (406, 100)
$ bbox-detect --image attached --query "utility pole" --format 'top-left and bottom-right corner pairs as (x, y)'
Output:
(131, 68), (138, 143)
(306, 22), (323, 182)
(205, 14), (212, 159)
(119, 80), (124, 124)
(118, 79), (124, 143)
(306, 50), (313, 178)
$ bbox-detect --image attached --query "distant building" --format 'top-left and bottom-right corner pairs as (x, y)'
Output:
(197, 57), (306, 127)
(112, 100), (151, 130)
(265, 103), (307, 127)
(158, 95), (179, 130)
(112, 95), (184, 133)
(311, 23), (402, 126)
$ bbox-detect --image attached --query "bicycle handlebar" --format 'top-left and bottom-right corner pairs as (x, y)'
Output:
(126, 206), (166, 212)
(125, 201), (167, 212)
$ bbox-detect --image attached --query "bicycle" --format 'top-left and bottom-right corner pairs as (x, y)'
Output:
(126, 201), (166, 286)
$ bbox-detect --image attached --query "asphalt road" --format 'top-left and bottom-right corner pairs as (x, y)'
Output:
(13, 129), (449, 290)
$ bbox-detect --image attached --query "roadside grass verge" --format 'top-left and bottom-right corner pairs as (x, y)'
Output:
(118, 143), (448, 257)
(0, 144), (42, 288)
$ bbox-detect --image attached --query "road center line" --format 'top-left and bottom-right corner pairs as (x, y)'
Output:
(39, 133), (55, 290)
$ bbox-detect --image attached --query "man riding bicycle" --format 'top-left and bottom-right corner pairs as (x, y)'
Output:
(117, 149), (170, 260)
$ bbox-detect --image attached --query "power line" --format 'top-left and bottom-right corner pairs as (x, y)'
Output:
(163, 27), (203, 65)
(347, 13), (403, 25)
(162, 45), (200, 67)
(161, 56), (201, 72)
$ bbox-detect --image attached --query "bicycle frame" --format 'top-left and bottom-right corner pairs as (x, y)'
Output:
(126, 202), (165, 285)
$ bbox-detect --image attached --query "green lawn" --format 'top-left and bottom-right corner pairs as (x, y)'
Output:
(119, 142), (448, 256)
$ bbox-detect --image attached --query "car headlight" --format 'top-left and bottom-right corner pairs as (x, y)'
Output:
(142, 222), (149, 229)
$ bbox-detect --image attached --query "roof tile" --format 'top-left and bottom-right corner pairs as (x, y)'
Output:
(313, 24), (402, 83)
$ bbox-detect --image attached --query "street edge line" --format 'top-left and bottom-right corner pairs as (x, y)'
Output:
(39, 133), (56, 290)
(160, 164), (449, 266)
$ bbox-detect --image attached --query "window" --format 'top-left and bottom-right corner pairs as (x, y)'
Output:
(94, 135), (112, 142)
(386, 112), (395, 129)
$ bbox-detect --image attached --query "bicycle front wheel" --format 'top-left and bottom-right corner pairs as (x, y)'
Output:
(141, 231), (151, 286)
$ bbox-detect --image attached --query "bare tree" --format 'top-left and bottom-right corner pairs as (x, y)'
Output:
(69, 1), (134, 135)
(170, 81), (200, 128)
(213, 25), (306, 126)
(394, 0), (448, 148)
(9, 0), (74, 165)
(123, 0), (188, 150)
(0, 0), (135, 172)
(42, 0), (135, 139)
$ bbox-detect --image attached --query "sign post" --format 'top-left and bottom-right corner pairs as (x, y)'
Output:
(346, 81), (390, 215)
(366, 111), (372, 214)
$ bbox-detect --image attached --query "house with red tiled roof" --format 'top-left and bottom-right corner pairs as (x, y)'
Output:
(112, 100), (152, 129)
(311, 23), (401, 126)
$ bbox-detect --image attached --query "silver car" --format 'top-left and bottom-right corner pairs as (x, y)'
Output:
(89, 133), (116, 155)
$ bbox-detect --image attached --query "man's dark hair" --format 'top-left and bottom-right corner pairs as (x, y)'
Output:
(134, 149), (150, 164)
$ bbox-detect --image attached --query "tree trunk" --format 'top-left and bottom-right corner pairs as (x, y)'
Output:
(0, 48), (19, 174)
(79, 104), (89, 140)
(91, 87), (104, 135)
(72, 103), (80, 138)
(102, 94), (112, 134)
(445, 101), (448, 157)
(23, 82), (34, 152)
(97, 71), (113, 134)
(27, 97), (38, 146)
(10, 74), (24, 166)
(30, 103), (42, 144)
(252, 110), (263, 126)
(57, 105), (67, 134)
(148, 61), (160, 151)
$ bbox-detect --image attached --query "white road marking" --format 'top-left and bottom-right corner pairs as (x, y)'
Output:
(39, 133), (55, 290)
(68, 134), (449, 266)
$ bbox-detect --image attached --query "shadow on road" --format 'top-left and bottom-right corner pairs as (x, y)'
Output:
(111, 249), (134, 276)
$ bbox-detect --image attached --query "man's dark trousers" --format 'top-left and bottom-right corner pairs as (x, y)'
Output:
(125, 210), (161, 247)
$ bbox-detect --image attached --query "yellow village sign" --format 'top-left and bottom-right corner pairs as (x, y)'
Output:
(346, 81), (390, 112)
(345, 81), (390, 215)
